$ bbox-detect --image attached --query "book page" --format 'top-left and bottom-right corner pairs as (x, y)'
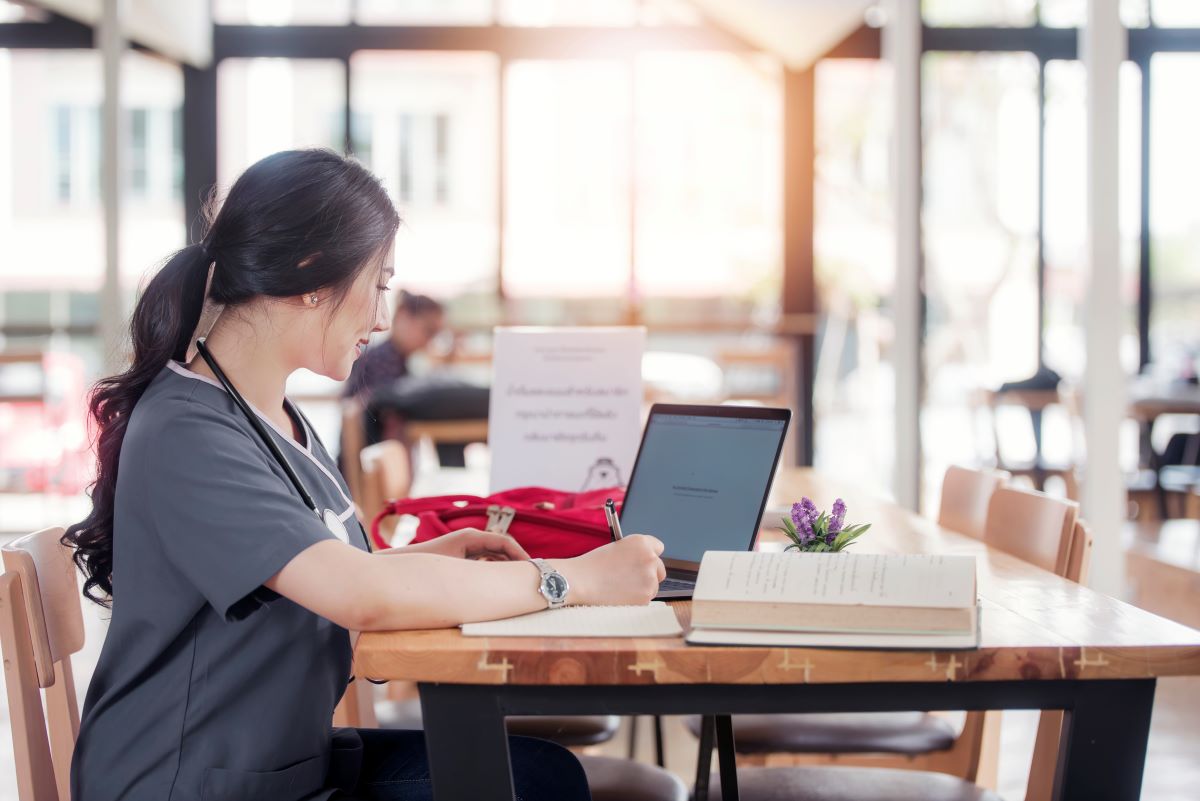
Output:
(686, 626), (979, 650)
(461, 601), (683, 638)
(694, 551), (976, 609)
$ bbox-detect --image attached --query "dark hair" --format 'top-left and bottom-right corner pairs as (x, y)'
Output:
(64, 149), (400, 606)
(395, 289), (443, 318)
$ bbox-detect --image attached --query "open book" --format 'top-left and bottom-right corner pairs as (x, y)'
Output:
(686, 551), (979, 649)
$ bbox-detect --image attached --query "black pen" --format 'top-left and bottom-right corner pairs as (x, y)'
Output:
(605, 498), (624, 541)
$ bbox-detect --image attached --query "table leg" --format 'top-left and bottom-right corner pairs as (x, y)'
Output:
(714, 715), (740, 801)
(693, 715), (714, 801)
(419, 683), (514, 801)
(653, 715), (666, 768)
(1057, 679), (1155, 801)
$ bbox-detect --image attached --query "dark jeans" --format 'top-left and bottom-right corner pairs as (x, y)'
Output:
(333, 728), (591, 801)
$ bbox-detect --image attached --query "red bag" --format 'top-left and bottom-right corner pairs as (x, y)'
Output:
(369, 486), (625, 557)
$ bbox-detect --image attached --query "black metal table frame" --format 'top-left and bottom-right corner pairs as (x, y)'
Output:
(417, 677), (1156, 801)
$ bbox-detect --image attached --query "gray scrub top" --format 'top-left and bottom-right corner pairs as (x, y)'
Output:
(71, 361), (372, 801)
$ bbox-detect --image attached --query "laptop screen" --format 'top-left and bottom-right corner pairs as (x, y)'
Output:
(619, 410), (788, 567)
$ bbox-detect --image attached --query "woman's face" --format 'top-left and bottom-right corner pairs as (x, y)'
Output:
(303, 245), (394, 381)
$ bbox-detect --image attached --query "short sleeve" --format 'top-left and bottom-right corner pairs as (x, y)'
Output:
(144, 401), (338, 621)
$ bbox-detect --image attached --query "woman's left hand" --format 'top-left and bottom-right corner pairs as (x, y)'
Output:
(395, 528), (530, 561)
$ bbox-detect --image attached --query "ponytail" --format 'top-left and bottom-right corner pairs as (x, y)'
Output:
(65, 148), (399, 606)
(63, 242), (211, 606)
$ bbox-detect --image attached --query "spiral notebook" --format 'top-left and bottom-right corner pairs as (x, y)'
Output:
(461, 601), (683, 638)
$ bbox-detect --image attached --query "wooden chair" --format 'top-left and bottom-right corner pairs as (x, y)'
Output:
(691, 480), (1078, 792)
(982, 485), (1078, 576)
(1022, 519), (1093, 801)
(358, 440), (413, 548)
(1, 526), (86, 801)
(938, 466), (1010, 540)
(701, 505), (1092, 801)
(339, 400), (368, 505)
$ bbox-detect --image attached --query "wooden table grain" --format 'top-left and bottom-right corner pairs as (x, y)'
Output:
(354, 468), (1200, 801)
(356, 470), (1200, 687)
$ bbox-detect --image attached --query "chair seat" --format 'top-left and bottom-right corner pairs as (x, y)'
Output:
(505, 715), (622, 747)
(684, 713), (958, 755)
(579, 755), (688, 801)
(707, 765), (1004, 801)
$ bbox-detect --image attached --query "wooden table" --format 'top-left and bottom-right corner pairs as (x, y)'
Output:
(355, 469), (1200, 801)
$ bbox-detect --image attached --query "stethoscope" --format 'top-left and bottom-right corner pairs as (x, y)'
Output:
(195, 337), (355, 546)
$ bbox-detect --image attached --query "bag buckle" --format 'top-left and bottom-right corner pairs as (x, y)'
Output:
(485, 504), (516, 535)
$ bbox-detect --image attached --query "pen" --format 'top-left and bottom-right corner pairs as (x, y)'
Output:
(605, 498), (624, 541)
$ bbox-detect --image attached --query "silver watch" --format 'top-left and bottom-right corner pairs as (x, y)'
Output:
(530, 558), (569, 609)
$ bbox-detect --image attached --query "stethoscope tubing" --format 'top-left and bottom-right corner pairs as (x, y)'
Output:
(195, 338), (321, 516)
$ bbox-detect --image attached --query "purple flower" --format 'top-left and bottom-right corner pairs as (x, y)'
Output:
(791, 498), (819, 544)
(830, 498), (847, 534)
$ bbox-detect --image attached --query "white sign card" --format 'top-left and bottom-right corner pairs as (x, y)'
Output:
(488, 327), (645, 494)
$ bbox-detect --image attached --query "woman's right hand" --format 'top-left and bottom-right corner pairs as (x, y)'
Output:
(554, 534), (666, 606)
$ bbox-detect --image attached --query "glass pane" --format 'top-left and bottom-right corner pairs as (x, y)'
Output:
(1042, 60), (1142, 386)
(355, 0), (492, 25)
(0, 1), (49, 22)
(813, 59), (897, 495)
(1041, 0), (1151, 26)
(213, 0), (351, 24)
(1, 50), (103, 295)
(921, 52), (1040, 506)
(1153, 0), (1200, 26)
(1123, 0), (1151, 27)
(922, 0), (1036, 26)
(1039, 0), (1083, 27)
(503, 60), (630, 297)
(499, 0), (638, 26)
(1150, 54), (1200, 376)
(217, 58), (345, 188)
(634, 52), (781, 307)
(121, 51), (186, 288)
(351, 51), (498, 297)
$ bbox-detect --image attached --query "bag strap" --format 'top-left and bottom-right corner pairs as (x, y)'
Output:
(370, 494), (484, 549)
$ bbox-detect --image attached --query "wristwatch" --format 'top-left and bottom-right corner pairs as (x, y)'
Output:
(530, 558), (570, 609)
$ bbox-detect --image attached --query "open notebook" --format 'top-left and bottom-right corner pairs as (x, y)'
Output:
(461, 601), (683, 638)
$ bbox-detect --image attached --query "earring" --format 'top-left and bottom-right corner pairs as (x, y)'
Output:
(307, 293), (319, 306)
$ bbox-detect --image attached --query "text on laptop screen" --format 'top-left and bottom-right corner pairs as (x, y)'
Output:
(620, 413), (786, 565)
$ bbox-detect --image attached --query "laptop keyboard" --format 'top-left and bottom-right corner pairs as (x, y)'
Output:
(658, 577), (694, 592)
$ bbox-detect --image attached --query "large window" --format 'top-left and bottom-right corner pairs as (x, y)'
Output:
(1149, 53), (1200, 372)
(351, 51), (499, 298)
(921, 52), (1041, 483)
(0, 48), (183, 500)
(504, 59), (631, 299)
(1042, 60), (1142, 379)
(813, 58), (896, 493)
(216, 58), (345, 188)
(634, 52), (781, 308)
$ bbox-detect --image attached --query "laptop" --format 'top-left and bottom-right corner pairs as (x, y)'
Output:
(617, 403), (791, 600)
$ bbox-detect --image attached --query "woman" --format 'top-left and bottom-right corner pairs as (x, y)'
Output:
(64, 149), (665, 801)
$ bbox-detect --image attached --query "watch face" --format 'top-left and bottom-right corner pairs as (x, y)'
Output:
(544, 572), (569, 601)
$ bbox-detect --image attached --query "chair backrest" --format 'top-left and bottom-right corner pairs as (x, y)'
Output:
(1024, 518), (1094, 801)
(1063, 519), (1093, 585)
(359, 440), (413, 546)
(938, 466), (1010, 540)
(1, 527), (86, 801)
(983, 486), (1079, 575)
(340, 400), (367, 505)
